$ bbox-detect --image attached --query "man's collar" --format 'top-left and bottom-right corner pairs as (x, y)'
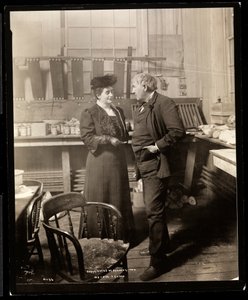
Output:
(145, 91), (155, 103)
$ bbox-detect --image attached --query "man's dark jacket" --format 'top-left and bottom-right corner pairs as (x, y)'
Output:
(144, 91), (186, 178)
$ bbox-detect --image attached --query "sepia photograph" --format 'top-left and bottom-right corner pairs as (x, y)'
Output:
(3, 2), (245, 295)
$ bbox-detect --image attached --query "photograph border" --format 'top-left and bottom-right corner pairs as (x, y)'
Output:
(1, 1), (246, 296)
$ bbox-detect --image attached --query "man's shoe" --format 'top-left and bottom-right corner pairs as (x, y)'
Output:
(139, 266), (163, 281)
(139, 258), (172, 281)
(139, 265), (166, 281)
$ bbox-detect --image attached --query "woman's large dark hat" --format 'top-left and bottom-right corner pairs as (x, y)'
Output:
(90, 74), (117, 89)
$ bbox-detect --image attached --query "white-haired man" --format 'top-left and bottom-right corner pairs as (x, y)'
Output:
(131, 73), (186, 281)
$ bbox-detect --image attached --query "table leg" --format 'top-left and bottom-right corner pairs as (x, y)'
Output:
(62, 149), (71, 193)
(183, 141), (197, 192)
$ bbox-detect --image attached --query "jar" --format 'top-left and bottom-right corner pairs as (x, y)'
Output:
(51, 125), (57, 135)
(70, 125), (76, 135)
(19, 124), (27, 136)
(75, 124), (80, 135)
(63, 124), (70, 135)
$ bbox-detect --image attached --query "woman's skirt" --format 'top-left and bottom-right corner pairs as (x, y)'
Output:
(84, 144), (135, 241)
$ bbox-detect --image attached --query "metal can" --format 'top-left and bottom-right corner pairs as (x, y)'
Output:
(56, 124), (61, 134)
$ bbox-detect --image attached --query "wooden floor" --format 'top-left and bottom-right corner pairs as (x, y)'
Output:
(130, 193), (238, 283)
(14, 187), (240, 293)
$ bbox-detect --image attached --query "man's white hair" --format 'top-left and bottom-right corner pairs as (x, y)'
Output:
(132, 73), (158, 92)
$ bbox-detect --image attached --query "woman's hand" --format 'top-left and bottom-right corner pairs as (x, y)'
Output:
(109, 137), (123, 146)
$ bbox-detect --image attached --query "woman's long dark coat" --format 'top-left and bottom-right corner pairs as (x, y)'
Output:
(80, 104), (135, 239)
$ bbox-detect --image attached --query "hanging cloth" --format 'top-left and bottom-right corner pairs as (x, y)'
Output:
(49, 58), (65, 100)
(71, 58), (84, 99)
(27, 58), (45, 100)
(13, 63), (25, 100)
(92, 59), (104, 78)
(113, 59), (125, 99)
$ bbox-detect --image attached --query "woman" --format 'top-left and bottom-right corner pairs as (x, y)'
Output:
(80, 74), (135, 243)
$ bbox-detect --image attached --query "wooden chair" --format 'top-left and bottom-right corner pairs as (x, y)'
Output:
(22, 180), (44, 197)
(42, 192), (130, 282)
(24, 191), (45, 265)
(173, 97), (207, 130)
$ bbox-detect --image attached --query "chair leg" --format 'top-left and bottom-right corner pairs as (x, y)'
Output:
(35, 236), (44, 264)
(122, 256), (129, 282)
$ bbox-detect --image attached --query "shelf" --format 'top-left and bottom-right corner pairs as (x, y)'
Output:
(14, 135), (83, 147)
(14, 134), (133, 147)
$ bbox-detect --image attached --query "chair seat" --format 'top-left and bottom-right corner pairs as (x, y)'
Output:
(67, 238), (129, 275)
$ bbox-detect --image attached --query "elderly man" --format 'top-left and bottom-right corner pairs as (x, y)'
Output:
(131, 73), (185, 281)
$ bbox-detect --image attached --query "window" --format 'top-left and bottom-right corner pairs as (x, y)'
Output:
(64, 10), (138, 94)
